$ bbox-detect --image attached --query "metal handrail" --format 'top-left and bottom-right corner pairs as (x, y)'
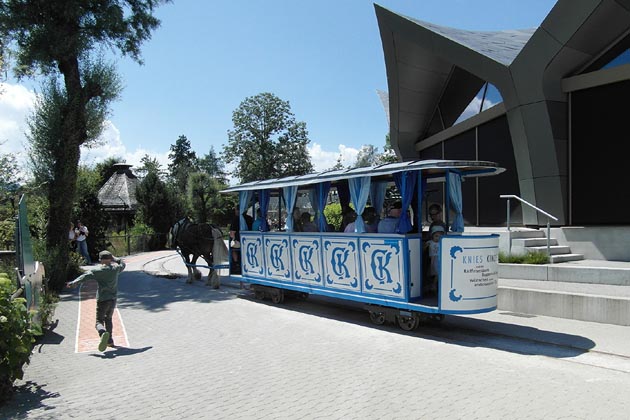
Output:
(500, 194), (558, 262)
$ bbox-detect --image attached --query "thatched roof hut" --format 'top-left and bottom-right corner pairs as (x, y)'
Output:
(97, 163), (140, 231)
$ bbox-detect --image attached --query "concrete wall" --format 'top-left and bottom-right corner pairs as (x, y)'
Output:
(551, 226), (630, 262)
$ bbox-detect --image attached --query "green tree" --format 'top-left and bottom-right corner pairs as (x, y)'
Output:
(186, 172), (218, 224)
(198, 146), (227, 185)
(223, 92), (314, 183)
(1, 0), (168, 291)
(354, 144), (379, 168)
(135, 154), (164, 179)
(168, 135), (198, 191)
(135, 171), (177, 244)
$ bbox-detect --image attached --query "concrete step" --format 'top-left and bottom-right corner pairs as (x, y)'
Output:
(498, 278), (630, 326)
(550, 253), (585, 263)
(507, 230), (546, 239)
(499, 260), (630, 285)
(512, 237), (558, 247)
(526, 245), (572, 255)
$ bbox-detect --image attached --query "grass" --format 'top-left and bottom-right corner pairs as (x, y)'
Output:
(499, 250), (550, 264)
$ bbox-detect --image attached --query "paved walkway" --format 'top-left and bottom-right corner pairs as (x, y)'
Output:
(3, 251), (630, 419)
(146, 250), (630, 358)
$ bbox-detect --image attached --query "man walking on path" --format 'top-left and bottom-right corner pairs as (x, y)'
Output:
(66, 250), (126, 351)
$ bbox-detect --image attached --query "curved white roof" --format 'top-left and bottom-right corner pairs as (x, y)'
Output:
(221, 159), (504, 193)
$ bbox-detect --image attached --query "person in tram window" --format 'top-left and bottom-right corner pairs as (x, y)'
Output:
(377, 201), (402, 233)
(252, 208), (265, 232)
(428, 203), (448, 233)
(300, 212), (318, 232)
(342, 211), (358, 233)
(427, 224), (445, 294)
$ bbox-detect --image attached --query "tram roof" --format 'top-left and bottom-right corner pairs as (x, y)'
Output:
(222, 159), (504, 193)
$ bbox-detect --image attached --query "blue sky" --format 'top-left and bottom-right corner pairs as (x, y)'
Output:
(0, 0), (557, 179)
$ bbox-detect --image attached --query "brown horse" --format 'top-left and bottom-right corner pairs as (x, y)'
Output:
(168, 218), (228, 288)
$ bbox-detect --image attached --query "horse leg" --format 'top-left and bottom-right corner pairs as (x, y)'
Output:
(191, 255), (202, 281)
(185, 254), (194, 284)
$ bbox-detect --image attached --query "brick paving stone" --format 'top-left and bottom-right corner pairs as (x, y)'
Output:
(3, 252), (630, 419)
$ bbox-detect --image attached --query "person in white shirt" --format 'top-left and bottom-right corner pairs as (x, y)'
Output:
(75, 220), (92, 264)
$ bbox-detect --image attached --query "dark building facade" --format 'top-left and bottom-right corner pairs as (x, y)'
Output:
(376, 0), (630, 227)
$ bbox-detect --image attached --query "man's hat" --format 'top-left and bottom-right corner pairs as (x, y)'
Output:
(99, 250), (113, 260)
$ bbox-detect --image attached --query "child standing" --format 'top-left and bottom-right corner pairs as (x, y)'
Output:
(66, 250), (126, 351)
(428, 225), (445, 294)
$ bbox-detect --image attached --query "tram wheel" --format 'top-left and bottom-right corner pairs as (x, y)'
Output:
(396, 314), (419, 331)
(369, 311), (385, 325)
(270, 289), (284, 304)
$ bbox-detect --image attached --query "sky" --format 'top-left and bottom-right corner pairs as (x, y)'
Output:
(0, 0), (557, 182)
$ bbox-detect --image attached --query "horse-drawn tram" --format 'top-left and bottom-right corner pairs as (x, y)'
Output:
(222, 160), (504, 330)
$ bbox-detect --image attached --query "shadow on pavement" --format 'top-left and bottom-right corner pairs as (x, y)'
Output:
(2, 381), (60, 417)
(34, 320), (65, 353)
(90, 270), (240, 313)
(239, 294), (596, 359)
(90, 346), (153, 359)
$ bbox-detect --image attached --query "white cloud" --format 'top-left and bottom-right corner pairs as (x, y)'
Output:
(80, 120), (170, 171)
(0, 83), (37, 159)
(308, 142), (359, 172)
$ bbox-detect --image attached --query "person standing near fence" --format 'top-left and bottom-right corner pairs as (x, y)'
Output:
(75, 220), (92, 265)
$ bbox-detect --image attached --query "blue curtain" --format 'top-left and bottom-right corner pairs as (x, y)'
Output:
(448, 171), (464, 232)
(259, 189), (270, 232)
(393, 171), (418, 234)
(283, 186), (298, 232)
(316, 182), (331, 232)
(239, 190), (254, 231)
(369, 181), (386, 220)
(349, 176), (371, 233)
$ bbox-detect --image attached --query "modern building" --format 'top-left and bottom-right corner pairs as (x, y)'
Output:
(375, 0), (630, 230)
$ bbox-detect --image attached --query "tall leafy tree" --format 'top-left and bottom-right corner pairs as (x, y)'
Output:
(354, 144), (379, 168)
(135, 171), (177, 242)
(198, 146), (227, 185)
(223, 92), (313, 183)
(0, 0), (168, 290)
(168, 134), (198, 191)
(135, 154), (165, 179)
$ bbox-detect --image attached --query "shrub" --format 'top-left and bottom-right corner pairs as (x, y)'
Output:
(499, 250), (550, 264)
(0, 274), (36, 405)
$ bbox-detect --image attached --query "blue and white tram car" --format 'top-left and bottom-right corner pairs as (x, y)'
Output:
(222, 160), (504, 330)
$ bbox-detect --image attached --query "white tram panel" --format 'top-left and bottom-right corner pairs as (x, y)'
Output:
(290, 235), (324, 285)
(263, 235), (292, 281)
(439, 235), (500, 312)
(322, 236), (361, 292)
(242, 234), (265, 278)
(359, 235), (406, 299)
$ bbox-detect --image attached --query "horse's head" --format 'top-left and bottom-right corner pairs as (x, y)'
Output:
(168, 218), (189, 249)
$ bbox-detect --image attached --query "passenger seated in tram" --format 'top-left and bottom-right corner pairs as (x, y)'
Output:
(251, 209), (265, 232)
(377, 201), (402, 233)
(300, 212), (318, 232)
(343, 211), (358, 232)
(343, 207), (378, 233)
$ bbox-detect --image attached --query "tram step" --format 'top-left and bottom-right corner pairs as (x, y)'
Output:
(498, 278), (630, 326)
